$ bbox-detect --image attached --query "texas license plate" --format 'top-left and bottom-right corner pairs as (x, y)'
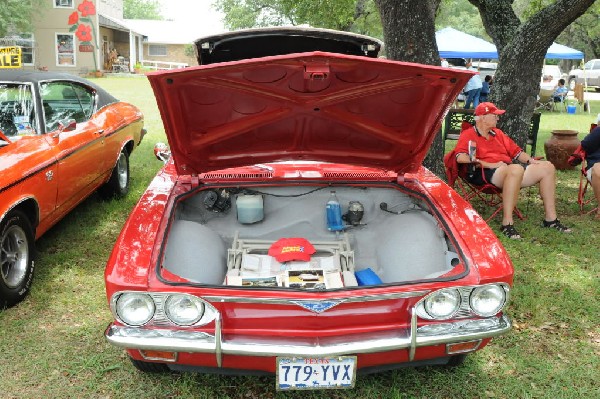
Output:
(276, 356), (357, 390)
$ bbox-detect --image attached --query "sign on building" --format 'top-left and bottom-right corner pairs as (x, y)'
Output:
(0, 46), (22, 68)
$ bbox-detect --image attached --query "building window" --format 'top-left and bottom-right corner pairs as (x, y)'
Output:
(148, 45), (167, 57)
(56, 33), (76, 66)
(19, 33), (35, 65)
(54, 0), (73, 7)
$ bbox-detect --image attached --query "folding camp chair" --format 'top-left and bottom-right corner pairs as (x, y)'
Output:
(577, 159), (598, 215)
(535, 88), (555, 111)
(444, 150), (525, 222)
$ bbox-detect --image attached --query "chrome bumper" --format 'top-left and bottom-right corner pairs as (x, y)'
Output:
(105, 314), (511, 365)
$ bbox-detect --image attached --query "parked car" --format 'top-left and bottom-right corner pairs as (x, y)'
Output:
(472, 61), (498, 78)
(541, 64), (563, 88)
(0, 71), (145, 308)
(568, 59), (600, 91)
(104, 28), (513, 390)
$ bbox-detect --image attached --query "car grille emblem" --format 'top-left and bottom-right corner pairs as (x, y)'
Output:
(292, 300), (343, 313)
(45, 170), (54, 181)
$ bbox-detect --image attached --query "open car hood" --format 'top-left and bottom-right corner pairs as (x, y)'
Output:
(147, 52), (472, 175)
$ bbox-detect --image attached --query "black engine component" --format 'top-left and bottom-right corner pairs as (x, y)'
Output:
(203, 189), (231, 212)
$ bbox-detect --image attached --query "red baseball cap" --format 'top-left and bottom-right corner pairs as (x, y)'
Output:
(475, 102), (506, 116)
(268, 238), (316, 262)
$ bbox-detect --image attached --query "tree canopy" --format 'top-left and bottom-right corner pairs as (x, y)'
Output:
(0, 0), (45, 38)
(214, 0), (382, 37)
(123, 0), (163, 20)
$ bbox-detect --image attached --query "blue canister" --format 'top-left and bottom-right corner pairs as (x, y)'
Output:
(326, 191), (344, 231)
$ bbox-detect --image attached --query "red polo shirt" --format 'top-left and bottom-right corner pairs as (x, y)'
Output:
(455, 126), (522, 164)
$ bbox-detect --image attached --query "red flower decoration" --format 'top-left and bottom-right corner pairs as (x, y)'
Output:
(76, 24), (93, 42)
(78, 0), (96, 17)
(68, 12), (79, 25)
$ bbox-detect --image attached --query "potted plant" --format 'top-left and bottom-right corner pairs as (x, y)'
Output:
(134, 62), (142, 74)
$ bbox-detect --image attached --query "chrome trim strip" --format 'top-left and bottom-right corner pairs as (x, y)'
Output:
(409, 309), (417, 361)
(201, 291), (430, 305)
(105, 315), (511, 358)
(215, 313), (222, 367)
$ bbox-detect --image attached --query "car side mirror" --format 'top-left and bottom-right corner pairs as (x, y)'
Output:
(154, 142), (171, 163)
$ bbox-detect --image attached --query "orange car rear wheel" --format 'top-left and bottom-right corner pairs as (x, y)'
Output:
(0, 210), (35, 309)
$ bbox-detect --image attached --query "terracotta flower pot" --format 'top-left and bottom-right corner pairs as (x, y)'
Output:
(544, 130), (580, 170)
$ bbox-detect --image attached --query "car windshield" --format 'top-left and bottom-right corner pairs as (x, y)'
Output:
(0, 83), (37, 138)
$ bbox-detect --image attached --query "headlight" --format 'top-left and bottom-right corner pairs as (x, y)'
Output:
(115, 293), (155, 326)
(164, 294), (204, 326)
(470, 285), (506, 317)
(424, 289), (461, 319)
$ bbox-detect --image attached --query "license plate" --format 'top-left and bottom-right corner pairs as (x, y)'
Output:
(276, 356), (357, 390)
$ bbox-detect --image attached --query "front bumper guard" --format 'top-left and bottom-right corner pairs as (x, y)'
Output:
(105, 313), (511, 367)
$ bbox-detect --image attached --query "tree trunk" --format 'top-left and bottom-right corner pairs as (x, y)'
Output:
(469, 0), (596, 149)
(374, 0), (445, 178)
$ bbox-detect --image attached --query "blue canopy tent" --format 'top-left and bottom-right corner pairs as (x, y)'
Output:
(436, 27), (498, 59)
(436, 27), (584, 60)
(545, 42), (584, 59)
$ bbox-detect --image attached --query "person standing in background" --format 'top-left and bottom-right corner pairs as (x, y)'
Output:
(441, 57), (449, 67)
(480, 75), (492, 102)
(463, 61), (483, 109)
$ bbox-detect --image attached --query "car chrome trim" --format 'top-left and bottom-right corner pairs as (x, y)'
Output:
(409, 308), (417, 361)
(105, 315), (511, 359)
(215, 312), (222, 368)
(201, 291), (431, 304)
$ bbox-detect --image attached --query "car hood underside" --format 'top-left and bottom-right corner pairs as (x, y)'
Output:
(147, 52), (472, 175)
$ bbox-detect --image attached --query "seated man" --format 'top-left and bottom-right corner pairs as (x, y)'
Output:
(454, 102), (571, 239)
(580, 117), (600, 219)
(553, 78), (568, 102)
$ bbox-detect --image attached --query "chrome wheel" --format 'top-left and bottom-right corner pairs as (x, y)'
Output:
(1, 224), (29, 289)
(116, 151), (128, 190)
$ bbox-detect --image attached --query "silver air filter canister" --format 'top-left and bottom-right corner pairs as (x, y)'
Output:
(344, 201), (364, 226)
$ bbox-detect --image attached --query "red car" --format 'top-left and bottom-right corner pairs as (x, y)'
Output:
(1, 71), (145, 308)
(104, 28), (512, 390)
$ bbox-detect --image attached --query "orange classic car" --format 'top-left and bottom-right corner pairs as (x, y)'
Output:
(1, 70), (145, 308)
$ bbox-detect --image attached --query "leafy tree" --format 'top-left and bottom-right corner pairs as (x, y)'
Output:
(0, 0), (46, 38)
(469, 0), (595, 150)
(374, 0), (446, 176)
(124, 0), (162, 20)
(556, 2), (600, 60)
(214, 0), (381, 37)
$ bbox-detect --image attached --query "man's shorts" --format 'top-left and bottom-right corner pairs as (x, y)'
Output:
(466, 167), (496, 186)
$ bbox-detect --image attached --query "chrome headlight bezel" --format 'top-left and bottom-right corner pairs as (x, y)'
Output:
(164, 294), (205, 326)
(416, 284), (510, 320)
(115, 292), (155, 327)
(469, 285), (507, 317)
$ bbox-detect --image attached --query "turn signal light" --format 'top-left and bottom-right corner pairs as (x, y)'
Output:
(447, 340), (481, 354)
(139, 350), (177, 362)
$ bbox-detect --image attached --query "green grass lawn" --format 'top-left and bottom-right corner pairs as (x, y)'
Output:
(0, 77), (598, 399)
